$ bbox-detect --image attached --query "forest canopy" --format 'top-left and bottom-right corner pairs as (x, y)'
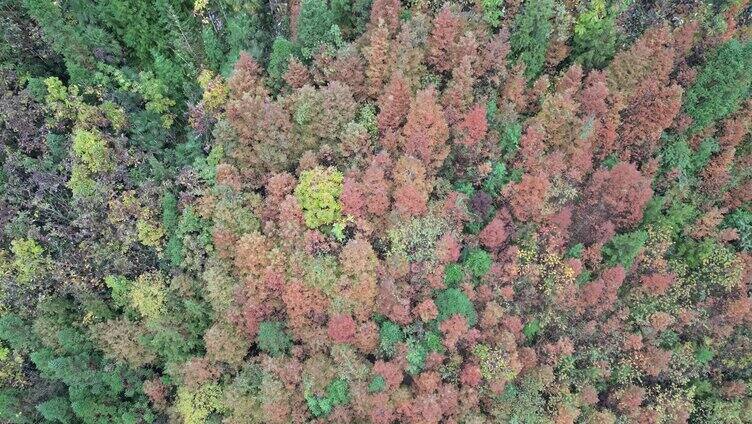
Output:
(1, 0), (751, 423)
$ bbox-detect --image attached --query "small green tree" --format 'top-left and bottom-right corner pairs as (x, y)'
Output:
(71, 129), (111, 173)
(9, 238), (45, 284)
(368, 375), (386, 393)
(104, 275), (131, 309)
(571, 0), (618, 69)
(176, 384), (224, 424)
(294, 167), (344, 229)
(130, 272), (167, 321)
(602, 230), (648, 269)
(510, 0), (554, 80)
(464, 248), (492, 279)
(481, 0), (504, 28)
(683, 40), (752, 133)
(725, 209), (752, 251)
(444, 263), (464, 288)
(267, 37), (296, 87)
(305, 378), (350, 417)
(379, 320), (404, 357)
(435, 288), (477, 327)
(36, 396), (73, 423)
(296, 0), (335, 58)
(483, 162), (510, 195)
(256, 321), (292, 357)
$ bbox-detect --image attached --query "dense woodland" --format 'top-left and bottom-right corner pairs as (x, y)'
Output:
(0, 0), (751, 422)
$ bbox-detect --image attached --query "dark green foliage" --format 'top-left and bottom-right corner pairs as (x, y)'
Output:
(435, 288), (477, 327)
(256, 321), (292, 357)
(306, 378), (350, 417)
(481, 0), (504, 28)
(601, 153), (619, 169)
(664, 136), (722, 182)
(454, 181), (475, 197)
(683, 40), (752, 133)
(0, 1), (61, 79)
(725, 208), (752, 251)
(1, 308), (156, 423)
(444, 263), (464, 287)
(406, 337), (428, 375)
(219, 10), (273, 75)
(499, 121), (522, 159)
(464, 248), (492, 279)
(36, 397), (73, 423)
(571, 0), (619, 69)
(166, 207), (207, 268)
(267, 37), (296, 87)
(510, 0), (554, 80)
(482, 162), (509, 195)
(379, 320), (404, 356)
(602, 230), (648, 269)
(405, 332), (444, 375)
(161, 192), (178, 233)
(297, 0), (336, 59)
(646, 199), (699, 236)
(0, 388), (27, 424)
(331, 0), (372, 38)
(147, 327), (196, 365)
(0, 315), (37, 353)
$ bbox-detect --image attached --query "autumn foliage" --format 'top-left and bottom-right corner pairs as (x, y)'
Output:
(1, 1), (751, 424)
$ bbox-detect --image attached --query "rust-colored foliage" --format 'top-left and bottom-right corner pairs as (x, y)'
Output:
(366, 22), (393, 98)
(618, 80), (683, 162)
(584, 162), (653, 230)
(327, 314), (357, 343)
(228, 51), (267, 100)
(426, 6), (464, 73)
(456, 103), (488, 148)
(507, 173), (550, 222)
(8, 3), (752, 423)
(402, 88), (450, 173)
(377, 72), (412, 134)
(393, 155), (430, 217)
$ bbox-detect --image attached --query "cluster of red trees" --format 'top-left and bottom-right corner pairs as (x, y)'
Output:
(171, 3), (752, 422)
